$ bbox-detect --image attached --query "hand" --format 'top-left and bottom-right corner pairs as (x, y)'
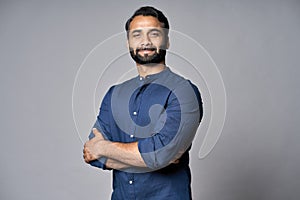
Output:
(171, 159), (180, 164)
(83, 128), (106, 163)
(169, 149), (185, 164)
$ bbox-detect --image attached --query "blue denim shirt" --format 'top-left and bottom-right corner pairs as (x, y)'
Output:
(89, 67), (203, 200)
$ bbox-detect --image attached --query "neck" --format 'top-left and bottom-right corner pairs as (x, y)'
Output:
(136, 62), (166, 77)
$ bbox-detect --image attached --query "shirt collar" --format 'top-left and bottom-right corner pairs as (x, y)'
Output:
(137, 67), (170, 83)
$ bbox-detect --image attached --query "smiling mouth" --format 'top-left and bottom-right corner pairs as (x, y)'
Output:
(140, 50), (154, 55)
(137, 47), (156, 54)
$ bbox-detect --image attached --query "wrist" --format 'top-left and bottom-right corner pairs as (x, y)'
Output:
(97, 139), (110, 158)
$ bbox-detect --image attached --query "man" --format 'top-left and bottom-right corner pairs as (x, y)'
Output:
(83, 6), (203, 200)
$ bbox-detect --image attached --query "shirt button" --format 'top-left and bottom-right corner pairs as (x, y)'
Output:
(133, 111), (137, 115)
(130, 135), (134, 138)
(129, 180), (133, 184)
(139, 77), (143, 81)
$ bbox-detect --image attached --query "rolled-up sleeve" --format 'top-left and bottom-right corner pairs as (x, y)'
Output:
(138, 82), (202, 170)
(88, 87), (114, 170)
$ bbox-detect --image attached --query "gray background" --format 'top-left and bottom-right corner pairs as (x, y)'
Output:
(1, 0), (299, 199)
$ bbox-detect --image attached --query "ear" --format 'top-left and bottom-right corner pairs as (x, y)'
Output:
(166, 39), (170, 49)
(165, 37), (170, 50)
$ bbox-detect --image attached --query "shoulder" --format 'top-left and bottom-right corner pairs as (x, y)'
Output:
(166, 69), (201, 95)
(105, 76), (138, 94)
(167, 68), (203, 119)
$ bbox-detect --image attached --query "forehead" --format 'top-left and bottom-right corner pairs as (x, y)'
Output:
(129, 15), (163, 31)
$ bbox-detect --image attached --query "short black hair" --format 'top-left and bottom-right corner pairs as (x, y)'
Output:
(125, 6), (169, 38)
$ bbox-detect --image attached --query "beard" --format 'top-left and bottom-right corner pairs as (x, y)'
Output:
(129, 46), (166, 65)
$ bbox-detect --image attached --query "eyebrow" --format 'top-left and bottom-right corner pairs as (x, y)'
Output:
(131, 29), (142, 34)
(130, 28), (163, 34)
(149, 28), (162, 33)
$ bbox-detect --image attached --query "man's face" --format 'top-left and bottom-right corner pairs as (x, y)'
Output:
(127, 15), (169, 65)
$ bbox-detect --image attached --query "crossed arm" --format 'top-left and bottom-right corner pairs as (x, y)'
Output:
(83, 82), (202, 170)
(83, 128), (147, 170)
(83, 128), (181, 170)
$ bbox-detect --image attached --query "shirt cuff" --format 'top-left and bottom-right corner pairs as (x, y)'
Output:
(89, 157), (109, 170)
(138, 137), (159, 169)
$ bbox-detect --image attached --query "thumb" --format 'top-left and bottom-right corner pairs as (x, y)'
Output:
(92, 128), (101, 137)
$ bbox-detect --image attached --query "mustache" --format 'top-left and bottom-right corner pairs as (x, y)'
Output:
(135, 47), (157, 52)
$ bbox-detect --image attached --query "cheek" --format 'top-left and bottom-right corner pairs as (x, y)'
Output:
(128, 38), (139, 46)
(128, 43), (137, 54)
(153, 38), (166, 49)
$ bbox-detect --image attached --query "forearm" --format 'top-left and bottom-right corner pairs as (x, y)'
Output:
(84, 128), (147, 168)
(101, 141), (147, 168)
(105, 158), (132, 170)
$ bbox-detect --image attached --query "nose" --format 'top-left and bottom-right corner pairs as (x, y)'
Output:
(141, 34), (152, 47)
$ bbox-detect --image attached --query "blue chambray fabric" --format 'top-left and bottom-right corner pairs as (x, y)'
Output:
(88, 67), (202, 200)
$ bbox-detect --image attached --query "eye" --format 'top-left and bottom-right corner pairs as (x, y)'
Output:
(132, 32), (141, 38)
(149, 31), (161, 37)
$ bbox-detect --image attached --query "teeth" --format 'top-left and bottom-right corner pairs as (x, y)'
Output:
(139, 48), (155, 51)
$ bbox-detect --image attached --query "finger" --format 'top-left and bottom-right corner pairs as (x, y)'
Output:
(173, 159), (180, 164)
(92, 128), (105, 140)
(84, 156), (89, 163)
(92, 128), (102, 137)
(84, 153), (90, 163)
(85, 154), (95, 163)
